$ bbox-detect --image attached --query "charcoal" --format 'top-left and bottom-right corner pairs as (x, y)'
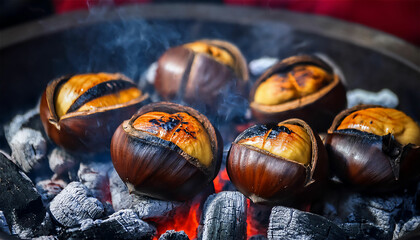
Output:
(78, 161), (113, 204)
(0, 211), (11, 235)
(36, 179), (67, 205)
(48, 147), (79, 175)
(0, 152), (47, 237)
(8, 128), (47, 172)
(268, 206), (346, 240)
(4, 106), (42, 143)
(32, 236), (58, 240)
(108, 168), (180, 218)
(320, 189), (415, 240)
(199, 191), (247, 240)
(12, 212), (54, 239)
(49, 181), (104, 227)
(393, 216), (420, 240)
(62, 209), (156, 240)
(159, 230), (190, 240)
(248, 235), (268, 240)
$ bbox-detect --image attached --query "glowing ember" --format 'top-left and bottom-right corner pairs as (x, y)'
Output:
(246, 199), (271, 239)
(213, 167), (230, 193)
(153, 202), (200, 239)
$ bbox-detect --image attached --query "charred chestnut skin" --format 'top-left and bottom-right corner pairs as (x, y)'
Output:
(110, 102), (223, 201)
(39, 74), (150, 152)
(154, 39), (249, 112)
(325, 105), (420, 192)
(227, 119), (329, 205)
(249, 55), (347, 132)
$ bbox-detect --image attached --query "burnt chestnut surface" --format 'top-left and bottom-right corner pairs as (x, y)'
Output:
(325, 105), (420, 192)
(249, 55), (347, 132)
(154, 39), (249, 113)
(110, 102), (223, 201)
(227, 119), (329, 205)
(39, 73), (150, 152)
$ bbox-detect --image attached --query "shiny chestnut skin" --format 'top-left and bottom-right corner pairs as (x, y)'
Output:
(154, 39), (249, 112)
(110, 102), (223, 201)
(227, 118), (329, 205)
(325, 105), (420, 192)
(249, 55), (347, 132)
(40, 73), (150, 152)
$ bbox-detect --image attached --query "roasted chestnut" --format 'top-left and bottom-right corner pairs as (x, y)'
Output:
(154, 39), (249, 112)
(227, 118), (328, 205)
(110, 102), (223, 201)
(40, 73), (149, 152)
(325, 105), (420, 191)
(249, 55), (347, 132)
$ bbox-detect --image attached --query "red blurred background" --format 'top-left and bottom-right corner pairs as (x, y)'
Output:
(1, 0), (420, 46)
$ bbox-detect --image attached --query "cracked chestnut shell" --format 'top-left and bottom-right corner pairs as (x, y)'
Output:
(154, 39), (249, 111)
(40, 73), (150, 152)
(227, 118), (329, 205)
(325, 105), (420, 191)
(249, 55), (347, 132)
(110, 102), (223, 201)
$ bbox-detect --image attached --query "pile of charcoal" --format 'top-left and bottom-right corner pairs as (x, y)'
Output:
(1, 105), (419, 240)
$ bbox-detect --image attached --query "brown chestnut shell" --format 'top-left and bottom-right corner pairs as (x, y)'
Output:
(227, 118), (329, 205)
(249, 55), (347, 132)
(325, 104), (420, 191)
(110, 102), (223, 201)
(154, 39), (249, 110)
(39, 74), (150, 152)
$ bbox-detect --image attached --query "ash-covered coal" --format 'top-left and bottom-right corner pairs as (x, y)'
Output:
(0, 151), (50, 238)
(108, 168), (181, 219)
(36, 179), (67, 205)
(0, 211), (11, 235)
(48, 147), (79, 176)
(78, 160), (113, 205)
(49, 181), (104, 228)
(198, 191), (247, 240)
(159, 230), (190, 240)
(268, 205), (346, 240)
(62, 209), (156, 240)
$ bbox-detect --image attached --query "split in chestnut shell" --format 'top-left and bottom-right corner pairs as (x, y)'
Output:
(154, 39), (249, 114)
(227, 118), (329, 205)
(39, 73), (150, 152)
(110, 102), (223, 201)
(325, 105), (420, 192)
(249, 55), (347, 132)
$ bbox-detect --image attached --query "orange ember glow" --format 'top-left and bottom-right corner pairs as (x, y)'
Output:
(153, 202), (201, 240)
(246, 199), (270, 239)
(213, 167), (230, 193)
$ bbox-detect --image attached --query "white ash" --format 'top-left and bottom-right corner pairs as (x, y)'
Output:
(159, 230), (190, 240)
(199, 191), (247, 240)
(347, 88), (399, 108)
(62, 209), (156, 240)
(108, 168), (181, 219)
(36, 179), (67, 205)
(393, 216), (420, 240)
(268, 206), (346, 240)
(48, 147), (79, 176)
(248, 57), (278, 76)
(78, 161), (113, 204)
(0, 152), (47, 237)
(32, 236), (58, 240)
(0, 211), (11, 235)
(49, 181), (104, 227)
(9, 128), (47, 172)
(4, 106), (41, 144)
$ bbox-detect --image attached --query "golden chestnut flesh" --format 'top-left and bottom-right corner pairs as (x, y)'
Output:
(110, 102), (223, 201)
(39, 73), (148, 152)
(132, 111), (212, 167)
(337, 107), (420, 146)
(154, 39), (249, 114)
(238, 123), (311, 165)
(254, 65), (333, 105)
(249, 55), (347, 132)
(227, 119), (328, 205)
(325, 105), (420, 191)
